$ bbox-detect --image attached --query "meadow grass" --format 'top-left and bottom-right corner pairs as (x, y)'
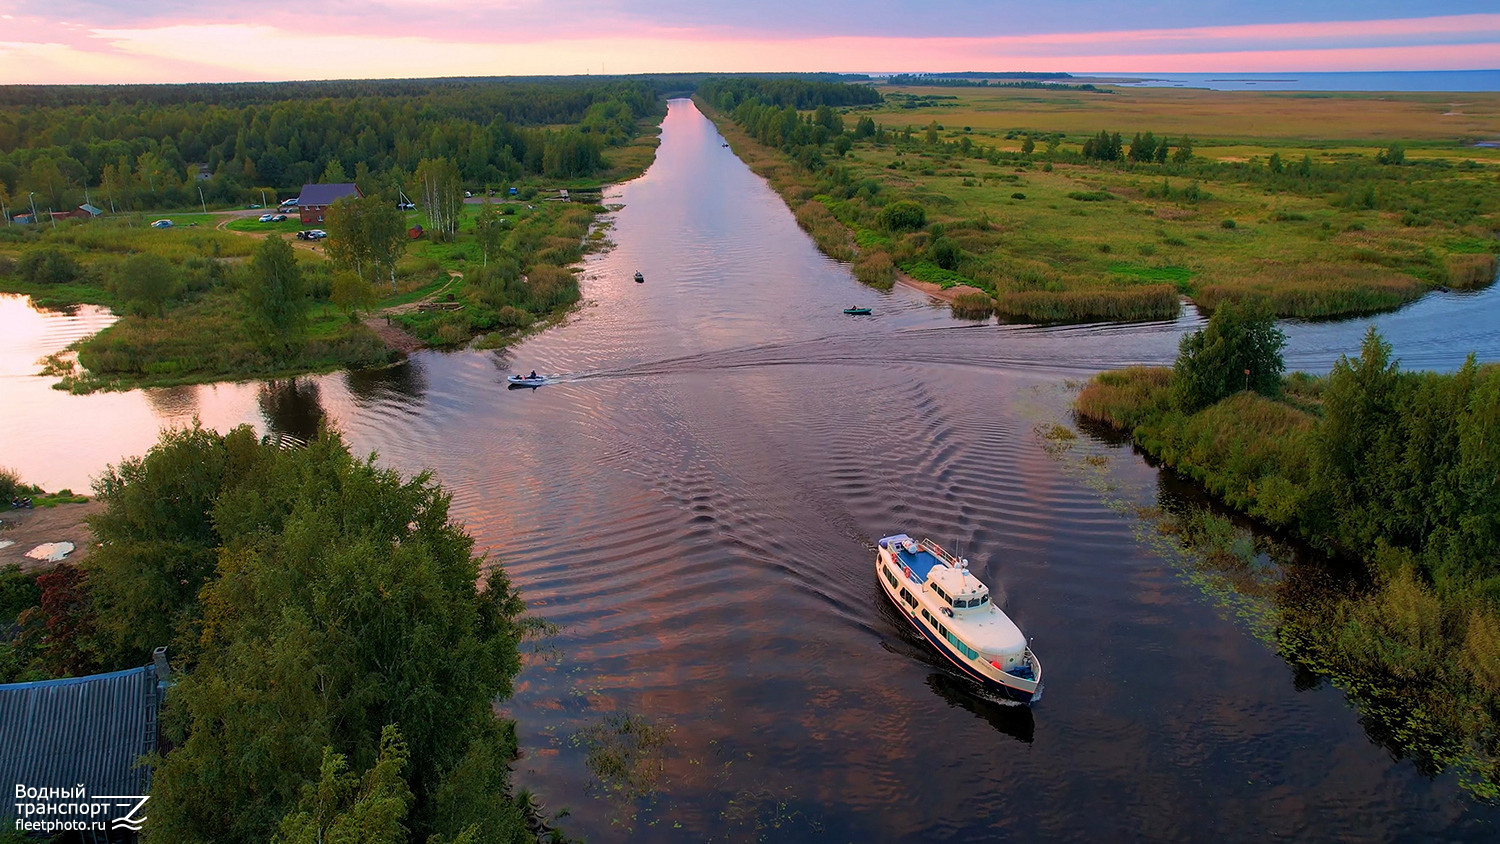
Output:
(869, 86), (1500, 146)
(707, 85), (1499, 321)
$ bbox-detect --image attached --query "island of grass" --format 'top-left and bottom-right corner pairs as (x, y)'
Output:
(1073, 305), (1500, 796)
(698, 79), (1500, 322)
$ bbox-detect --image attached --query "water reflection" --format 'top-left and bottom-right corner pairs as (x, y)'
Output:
(142, 385), (201, 422)
(257, 378), (326, 443)
(1131, 463), (1500, 799)
(927, 672), (1036, 744)
(343, 359), (427, 408)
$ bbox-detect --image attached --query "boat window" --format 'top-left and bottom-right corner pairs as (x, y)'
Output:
(980, 595), (989, 605)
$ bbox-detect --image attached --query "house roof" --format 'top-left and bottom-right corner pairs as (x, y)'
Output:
(298, 183), (362, 207)
(0, 664), (163, 808)
(79, 204), (104, 216)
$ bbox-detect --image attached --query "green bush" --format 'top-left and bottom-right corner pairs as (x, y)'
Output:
(18, 247), (80, 284)
(877, 200), (926, 232)
(1170, 301), (1286, 412)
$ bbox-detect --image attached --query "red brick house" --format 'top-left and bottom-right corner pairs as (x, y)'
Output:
(297, 183), (362, 224)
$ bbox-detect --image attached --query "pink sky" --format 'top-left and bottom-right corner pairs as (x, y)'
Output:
(0, 7), (1496, 83)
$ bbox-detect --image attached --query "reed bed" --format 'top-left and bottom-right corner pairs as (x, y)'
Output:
(949, 289), (996, 319)
(1446, 253), (1499, 289)
(995, 285), (1180, 323)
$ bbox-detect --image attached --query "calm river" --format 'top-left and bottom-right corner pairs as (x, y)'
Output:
(3, 99), (1500, 841)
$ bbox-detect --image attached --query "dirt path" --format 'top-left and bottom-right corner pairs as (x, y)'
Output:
(362, 315), (425, 354)
(0, 502), (103, 572)
(360, 272), (466, 353)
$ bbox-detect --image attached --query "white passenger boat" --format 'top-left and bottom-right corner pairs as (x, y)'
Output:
(876, 534), (1042, 703)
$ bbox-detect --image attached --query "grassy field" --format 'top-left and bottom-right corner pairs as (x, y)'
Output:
(709, 85), (1500, 321)
(871, 86), (1500, 146)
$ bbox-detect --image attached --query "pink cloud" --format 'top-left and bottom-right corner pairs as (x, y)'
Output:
(0, 12), (1495, 83)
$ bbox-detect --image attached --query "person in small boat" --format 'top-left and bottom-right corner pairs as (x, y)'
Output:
(529, 370), (537, 379)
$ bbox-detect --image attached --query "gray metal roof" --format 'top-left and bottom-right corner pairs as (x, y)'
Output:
(0, 665), (162, 810)
(297, 182), (362, 207)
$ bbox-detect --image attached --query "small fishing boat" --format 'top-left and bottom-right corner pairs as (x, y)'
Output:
(507, 374), (547, 387)
(843, 306), (872, 315)
(634, 271), (645, 283)
(876, 534), (1042, 703)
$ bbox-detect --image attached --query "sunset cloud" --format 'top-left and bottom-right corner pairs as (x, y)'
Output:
(0, 5), (1495, 83)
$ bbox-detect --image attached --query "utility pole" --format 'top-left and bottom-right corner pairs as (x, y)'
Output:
(260, 188), (267, 209)
(198, 185), (207, 214)
(28, 192), (39, 226)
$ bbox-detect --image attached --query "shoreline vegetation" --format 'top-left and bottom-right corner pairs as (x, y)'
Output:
(0, 427), (557, 841)
(0, 76), (675, 393)
(696, 80), (1499, 323)
(1074, 306), (1500, 798)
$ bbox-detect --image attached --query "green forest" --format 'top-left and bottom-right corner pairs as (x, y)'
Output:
(0, 77), (673, 213)
(1, 426), (547, 841)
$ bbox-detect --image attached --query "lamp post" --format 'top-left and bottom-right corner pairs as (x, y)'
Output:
(260, 188), (267, 209)
(29, 191), (39, 226)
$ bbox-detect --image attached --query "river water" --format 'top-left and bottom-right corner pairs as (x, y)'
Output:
(3, 99), (1500, 841)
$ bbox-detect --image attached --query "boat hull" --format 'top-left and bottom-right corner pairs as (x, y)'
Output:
(879, 581), (1042, 703)
(507, 376), (546, 386)
(875, 542), (1042, 704)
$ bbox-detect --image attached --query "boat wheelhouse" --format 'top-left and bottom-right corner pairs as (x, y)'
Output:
(876, 533), (1042, 703)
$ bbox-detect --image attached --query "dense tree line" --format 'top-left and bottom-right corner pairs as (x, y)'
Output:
(697, 77), (882, 112)
(0, 78), (666, 213)
(1, 426), (538, 841)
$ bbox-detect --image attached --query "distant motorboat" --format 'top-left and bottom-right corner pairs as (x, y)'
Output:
(634, 271), (645, 283)
(507, 374), (547, 387)
(843, 306), (873, 315)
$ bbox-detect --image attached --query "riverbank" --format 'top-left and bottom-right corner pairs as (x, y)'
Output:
(1074, 336), (1500, 797)
(699, 81), (1499, 323)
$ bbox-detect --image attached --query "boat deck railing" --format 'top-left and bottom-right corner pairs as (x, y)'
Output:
(914, 538), (964, 569)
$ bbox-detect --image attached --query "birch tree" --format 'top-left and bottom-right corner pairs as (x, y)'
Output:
(415, 157), (462, 242)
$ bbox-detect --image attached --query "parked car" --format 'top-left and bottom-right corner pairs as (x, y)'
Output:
(296, 229), (327, 241)
(279, 198), (299, 209)
(258, 213), (275, 222)
(150, 219), (173, 228)
(271, 214), (287, 222)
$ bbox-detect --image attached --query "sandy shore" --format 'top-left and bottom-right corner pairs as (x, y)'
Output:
(0, 501), (103, 572)
(893, 270), (989, 306)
